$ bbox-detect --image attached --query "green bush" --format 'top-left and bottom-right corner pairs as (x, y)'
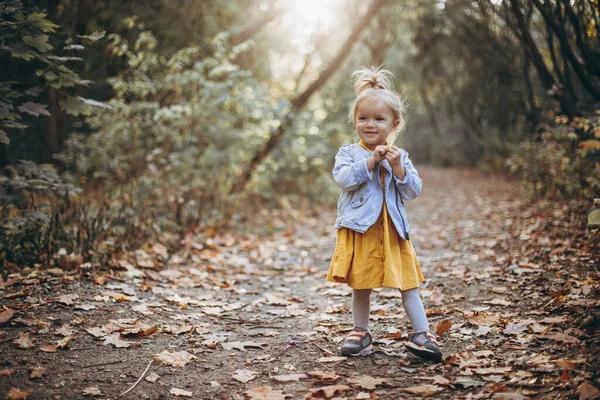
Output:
(507, 115), (600, 200)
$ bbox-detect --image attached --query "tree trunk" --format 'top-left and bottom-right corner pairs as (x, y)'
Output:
(230, 0), (388, 194)
(530, 0), (600, 100)
(522, 49), (540, 127)
(508, 0), (575, 117)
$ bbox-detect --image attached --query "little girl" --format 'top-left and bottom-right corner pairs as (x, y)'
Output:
(326, 67), (442, 362)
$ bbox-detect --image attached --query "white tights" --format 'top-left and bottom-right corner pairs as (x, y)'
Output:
(352, 288), (429, 332)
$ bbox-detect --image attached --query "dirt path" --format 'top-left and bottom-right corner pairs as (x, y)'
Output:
(1, 167), (598, 400)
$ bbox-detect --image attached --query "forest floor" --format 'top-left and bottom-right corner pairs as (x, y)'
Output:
(0, 166), (599, 400)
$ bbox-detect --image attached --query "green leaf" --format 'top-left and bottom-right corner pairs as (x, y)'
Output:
(589, 209), (600, 226)
(60, 95), (92, 116)
(17, 102), (50, 117)
(26, 12), (58, 33)
(77, 30), (106, 42)
(22, 35), (53, 53)
(1, 44), (36, 61)
(0, 130), (9, 145)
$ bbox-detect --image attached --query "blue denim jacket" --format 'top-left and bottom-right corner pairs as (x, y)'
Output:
(332, 143), (422, 239)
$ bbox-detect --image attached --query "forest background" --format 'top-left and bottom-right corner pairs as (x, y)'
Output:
(1, 0), (599, 267)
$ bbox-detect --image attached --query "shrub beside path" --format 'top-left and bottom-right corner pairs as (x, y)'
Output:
(0, 166), (598, 399)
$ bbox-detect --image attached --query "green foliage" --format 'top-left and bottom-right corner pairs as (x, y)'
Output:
(507, 115), (600, 200)
(0, 160), (80, 264)
(57, 31), (284, 237)
(0, 0), (105, 145)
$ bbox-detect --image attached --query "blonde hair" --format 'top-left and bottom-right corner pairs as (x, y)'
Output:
(349, 66), (406, 143)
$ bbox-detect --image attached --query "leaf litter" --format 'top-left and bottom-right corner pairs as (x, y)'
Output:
(0, 167), (597, 399)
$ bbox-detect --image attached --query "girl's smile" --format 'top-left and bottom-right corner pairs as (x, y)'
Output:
(355, 97), (400, 150)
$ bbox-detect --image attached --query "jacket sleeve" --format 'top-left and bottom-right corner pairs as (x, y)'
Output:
(394, 151), (422, 200)
(332, 145), (372, 191)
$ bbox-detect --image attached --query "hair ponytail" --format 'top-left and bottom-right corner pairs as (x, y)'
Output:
(352, 66), (394, 95)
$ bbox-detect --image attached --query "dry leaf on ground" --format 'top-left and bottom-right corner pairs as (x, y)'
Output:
(436, 319), (452, 335)
(309, 384), (350, 398)
(491, 393), (530, 400)
(170, 388), (193, 397)
(6, 387), (33, 400)
(404, 385), (444, 397)
(245, 386), (290, 400)
(29, 366), (46, 379)
(0, 309), (15, 324)
(0, 368), (15, 376)
(102, 333), (131, 348)
(316, 356), (346, 363)
(579, 381), (600, 400)
(347, 375), (387, 390)
(272, 373), (308, 382)
(56, 293), (79, 305)
(82, 387), (102, 397)
(232, 369), (258, 383)
(306, 370), (340, 383)
(13, 332), (34, 349)
(153, 350), (195, 367)
(145, 372), (160, 382)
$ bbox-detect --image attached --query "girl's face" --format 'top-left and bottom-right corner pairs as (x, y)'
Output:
(355, 97), (400, 150)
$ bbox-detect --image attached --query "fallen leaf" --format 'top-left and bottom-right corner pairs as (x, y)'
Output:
(475, 367), (513, 375)
(102, 333), (131, 348)
(232, 369), (258, 383)
(503, 323), (527, 335)
(82, 387), (102, 397)
(540, 316), (568, 324)
(309, 384), (350, 398)
(579, 381), (600, 400)
(356, 393), (371, 399)
(85, 327), (105, 338)
(404, 385), (444, 397)
(0, 368), (15, 376)
(153, 350), (195, 367)
(170, 388), (193, 397)
(56, 335), (73, 349)
(6, 387), (33, 399)
(347, 375), (387, 390)
(39, 345), (57, 352)
(272, 373), (308, 382)
(0, 309), (15, 324)
(221, 341), (268, 351)
(57, 293), (79, 305)
(306, 370), (340, 383)
(55, 325), (75, 336)
(453, 376), (485, 388)
(245, 386), (290, 400)
(491, 393), (530, 400)
(484, 298), (512, 306)
(436, 319), (452, 335)
(145, 372), (161, 382)
(316, 356), (346, 363)
(13, 332), (34, 349)
(29, 366), (46, 379)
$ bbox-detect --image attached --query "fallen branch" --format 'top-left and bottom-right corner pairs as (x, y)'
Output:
(119, 359), (153, 397)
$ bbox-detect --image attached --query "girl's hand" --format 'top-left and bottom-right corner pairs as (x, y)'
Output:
(372, 145), (387, 162)
(386, 146), (407, 180)
(384, 146), (402, 167)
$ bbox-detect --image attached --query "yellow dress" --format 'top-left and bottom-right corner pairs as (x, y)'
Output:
(326, 142), (424, 290)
